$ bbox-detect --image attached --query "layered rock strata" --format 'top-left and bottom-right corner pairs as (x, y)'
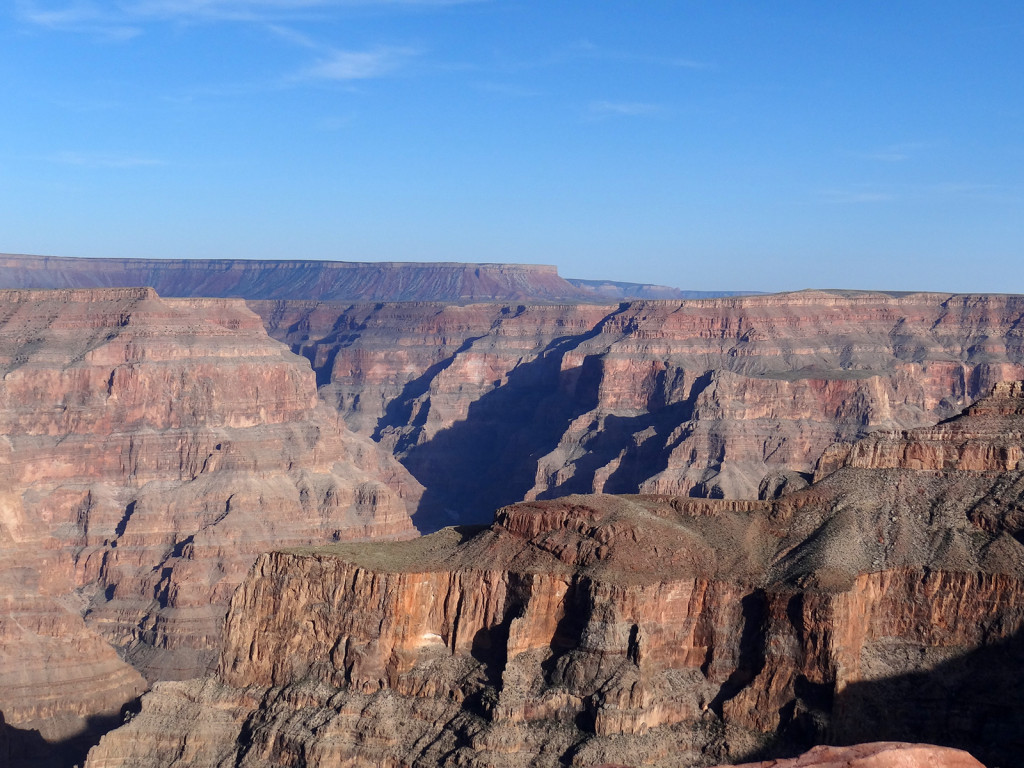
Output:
(0, 253), (689, 303)
(0, 288), (420, 758)
(254, 291), (1024, 526)
(85, 384), (1024, 767)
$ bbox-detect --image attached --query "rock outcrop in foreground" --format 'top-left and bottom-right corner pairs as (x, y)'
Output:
(712, 741), (984, 768)
(0, 289), (420, 764)
(255, 291), (1024, 527)
(86, 383), (1024, 767)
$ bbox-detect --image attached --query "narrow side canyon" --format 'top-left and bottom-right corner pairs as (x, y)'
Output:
(254, 291), (1024, 527)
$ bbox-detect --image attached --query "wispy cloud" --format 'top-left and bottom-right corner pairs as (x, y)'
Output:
(856, 141), (936, 163)
(473, 81), (541, 98)
(302, 45), (418, 81)
(18, 0), (486, 28)
(15, 0), (141, 39)
(818, 188), (897, 204)
(667, 57), (714, 70)
(817, 181), (1017, 205)
(48, 151), (165, 168)
(17, 2), (427, 85)
(589, 100), (662, 117)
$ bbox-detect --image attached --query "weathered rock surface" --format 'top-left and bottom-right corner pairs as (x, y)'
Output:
(85, 384), (1024, 767)
(0, 288), (420, 761)
(0, 253), (687, 303)
(816, 380), (1024, 478)
(255, 291), (1024, 527)
(711, 741), (985, 767)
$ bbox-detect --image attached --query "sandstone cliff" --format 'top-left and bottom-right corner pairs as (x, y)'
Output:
(85, 383), (1024, 767)
(0, 288), (420, 763)
(254, 291), (1024, 527)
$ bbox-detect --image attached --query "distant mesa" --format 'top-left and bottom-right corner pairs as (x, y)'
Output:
(0, 253), (729, 303)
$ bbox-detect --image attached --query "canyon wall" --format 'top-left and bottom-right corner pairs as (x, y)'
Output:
(86, 382), (1024, 767)
(0, 288), (420, 763)
(254, 291), (1024, 527)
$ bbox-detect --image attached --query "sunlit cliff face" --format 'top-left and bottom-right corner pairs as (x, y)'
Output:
(0, 288), (420, 756)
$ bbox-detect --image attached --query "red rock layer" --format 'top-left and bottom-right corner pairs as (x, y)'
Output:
(0, 288), (420, 750)
(817, 379), (1024, 477)
(254, 291), (1024, 525)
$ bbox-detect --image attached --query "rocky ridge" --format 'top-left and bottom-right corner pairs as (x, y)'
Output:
(85, 382), (1024, 767)
(0, 288), (420, 764)
(254, 291), (1024, 527)
(0, 253), (688, 303)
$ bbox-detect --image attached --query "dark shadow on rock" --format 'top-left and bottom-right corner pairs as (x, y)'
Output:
(709, 589), (768, 718)
(538, 370), (715, 499)
(826, 627), (1024, 768)
(1, 699), (141, 768)
(737, 624), (1024, 767)
(399, 307), (630, 529)
(372, 334), (486, 451)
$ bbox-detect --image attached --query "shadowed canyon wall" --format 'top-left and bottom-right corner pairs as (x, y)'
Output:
(85, 382), (1024, 767)
(254, 291), (1024, 528)
(0, 288), (420, 765)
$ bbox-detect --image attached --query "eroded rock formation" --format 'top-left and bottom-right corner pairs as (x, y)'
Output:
(0, 253), (689, 303)
(255, 291), (1024, 527)
(85, 383), (1024, 767)
(0, 288), (420, 762)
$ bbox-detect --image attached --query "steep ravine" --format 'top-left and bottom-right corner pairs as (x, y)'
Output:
(253, 291), (1024, 528)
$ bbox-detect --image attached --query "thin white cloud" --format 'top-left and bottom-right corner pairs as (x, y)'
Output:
(818, 188), (897, 204)
(315, 114), (355, 131)
(15, 0), (141, 38)
(857, 141), (936, 163)
(668, 57), (714, 70)
(817, 181), (1017, 205)
(302, 46), (418, 80)
(17, 0), (97, 26)
(48, 151), (165, 168)
(265, 22), (319, 48)
(473, 81), (540, 98)
(17, 0), (485, 29)
(589, 100), (662, 117)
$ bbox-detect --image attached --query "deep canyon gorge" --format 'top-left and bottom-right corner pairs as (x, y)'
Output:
(0, 255), (1022, 767)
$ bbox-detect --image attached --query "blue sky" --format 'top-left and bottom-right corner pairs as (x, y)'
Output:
(1, 1), (1022, 293)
